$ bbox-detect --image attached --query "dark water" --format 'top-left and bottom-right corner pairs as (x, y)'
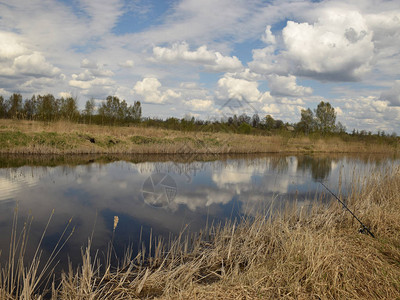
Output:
(0, 153), (398, 273)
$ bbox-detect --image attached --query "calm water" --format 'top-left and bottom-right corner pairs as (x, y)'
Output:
(0, 153), (398, 270)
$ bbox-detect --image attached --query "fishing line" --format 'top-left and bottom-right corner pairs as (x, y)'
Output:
(319, 181), (375, 238)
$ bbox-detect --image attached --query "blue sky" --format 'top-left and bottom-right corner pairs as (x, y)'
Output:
(0, 0), (400, 133)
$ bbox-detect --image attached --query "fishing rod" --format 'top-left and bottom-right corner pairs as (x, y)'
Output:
(319, 181), (375, 238)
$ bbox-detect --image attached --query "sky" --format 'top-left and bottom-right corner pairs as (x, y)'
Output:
(0, 0), (400, 133)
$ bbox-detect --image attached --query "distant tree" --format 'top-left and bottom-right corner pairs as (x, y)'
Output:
(265, 115), (275, 130)
(7, 93), (23, 119)
(131, 101), (142, 122)
(274, 119), (284, 129)
(232, 114), (238, 126)
(84, 98), (95, 124)
(0, 96), (8, 119)
(99, 96), (121, 124)
(118, 99), (129, 123)
(314, 101), (336, 134)
(251, 113), (260, 128)
(334, 121), (346, 134)
(23, 95), (38, 120)
(297, 108), (314, 134)
(59, 97), (79, 121)
(238, 113), (251, 125)
(36, 94), (59, 122)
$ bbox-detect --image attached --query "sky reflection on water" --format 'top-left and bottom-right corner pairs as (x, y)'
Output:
(0, 154), (398, 268)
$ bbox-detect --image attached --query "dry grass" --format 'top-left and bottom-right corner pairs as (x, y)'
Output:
(0, 119), (398, 154)
(1, 166), (400, 299)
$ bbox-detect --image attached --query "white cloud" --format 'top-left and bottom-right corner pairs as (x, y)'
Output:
(180, 82), (198, 89)
(69, 77), (116, 97)
(282, 9), (374, 81)
(152, 42), (243, 72)
(79, 59), (114, 77)
(59, 92), (72, 99)
(280, 98), (305, 105)
(249, 46), (288, 75)
(0, 32), (60, 80)
(267, 74), (313, 97)
(0, 31), (27, 59)
(216, 75), (261, 102)
(184, 99), (213, 111)
(13, 52), (60, 77)
(262, 103), (281, 115)
(118, 60), (134, 68)
(380, 80), (400, 106)
(72, 70), (94, 81)
(79, 0), (124, 36)
(81, 58), (98, 69)
(261, 25), (276, 44)
(132, 77), (181, 104)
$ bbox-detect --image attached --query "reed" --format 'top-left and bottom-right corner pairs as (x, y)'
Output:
(1, 166), (400, 299)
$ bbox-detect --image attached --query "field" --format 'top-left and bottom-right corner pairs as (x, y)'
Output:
(1, 165), (400, 299)
(0, 120), (398, 154)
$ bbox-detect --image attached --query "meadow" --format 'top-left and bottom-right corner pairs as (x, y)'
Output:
(0, 119), (398, 155)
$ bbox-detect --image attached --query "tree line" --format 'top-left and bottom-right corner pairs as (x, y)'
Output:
(0, 93), (397, 139)
(0, 93), (141, 125)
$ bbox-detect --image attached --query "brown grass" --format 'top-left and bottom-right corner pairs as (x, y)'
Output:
(1, 166), (400, 299)
(0, 119), (398, 155)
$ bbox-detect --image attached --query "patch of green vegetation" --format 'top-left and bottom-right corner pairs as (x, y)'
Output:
(0, 131), (29, 148)
(130, 135), (175, 145)
(131, 135), (159, 144)
(32, 132), (77, 149)
(172, 136), (195, 143)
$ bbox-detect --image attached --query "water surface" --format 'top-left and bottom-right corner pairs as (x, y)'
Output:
(0, 153), (398, 271)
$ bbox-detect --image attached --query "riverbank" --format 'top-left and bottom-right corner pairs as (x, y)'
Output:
(1, 163), (399, 299)
(0, 120), (398, 154)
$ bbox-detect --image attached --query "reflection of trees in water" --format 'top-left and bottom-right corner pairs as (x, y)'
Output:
(297, 156), (333, 180)
(268, 156), (290, 173)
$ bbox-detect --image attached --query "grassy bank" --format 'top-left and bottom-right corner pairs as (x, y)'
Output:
(0, 120), (398, 154)
(1, 166), (400, 299)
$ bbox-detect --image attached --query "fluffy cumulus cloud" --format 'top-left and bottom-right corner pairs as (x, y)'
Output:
(261, 25), (276, 45)
(0, 31), (60, 78)
(380, 80), (400, 106)
(216, 75), (261, 102)
(251, 8), (375, 82)
(68, 58), (116, 96)
(13, 52), (61, 77)
(184, 99), (213, 111)
(133, 77), (181, 104)
(152, 42), (243, 72)
(282, 10), (374, 81)
(267, 74), (313, 97)
(79, 59), (114, 77)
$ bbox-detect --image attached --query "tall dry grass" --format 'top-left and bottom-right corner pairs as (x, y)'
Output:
(1, 166), (399, 299)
